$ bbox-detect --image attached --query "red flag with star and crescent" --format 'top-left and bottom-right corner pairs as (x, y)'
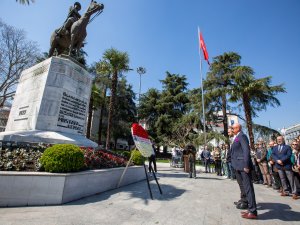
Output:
(198, 30), (210, 65)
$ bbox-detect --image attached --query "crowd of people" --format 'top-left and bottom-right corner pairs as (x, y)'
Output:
(155, 124), (300, 219)
(198, 132), (300, 201)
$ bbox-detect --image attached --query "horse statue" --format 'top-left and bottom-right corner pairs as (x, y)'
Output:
(49, 1), (104, 57)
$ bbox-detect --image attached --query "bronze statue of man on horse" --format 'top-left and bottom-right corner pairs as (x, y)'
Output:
(49, 1), (104, 58)
(56, 2), (82, 37)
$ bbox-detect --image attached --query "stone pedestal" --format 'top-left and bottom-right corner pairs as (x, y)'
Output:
(0, 56), (97, 147)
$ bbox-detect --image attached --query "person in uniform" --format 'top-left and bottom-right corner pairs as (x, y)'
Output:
(186, 144), (196, 178)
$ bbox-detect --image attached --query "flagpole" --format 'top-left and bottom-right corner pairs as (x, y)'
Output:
(198, 27), (207, 146)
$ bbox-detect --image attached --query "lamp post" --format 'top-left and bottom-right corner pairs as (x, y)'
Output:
(137, 67), (146, 120)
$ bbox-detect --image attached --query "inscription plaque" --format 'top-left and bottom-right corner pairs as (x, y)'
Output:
(57, 91), (88, 134)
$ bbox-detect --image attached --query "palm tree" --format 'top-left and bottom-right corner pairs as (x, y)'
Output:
(229, 66), (286, 149)
(16, 0), (34, 5)
(205, 52), (241, 138)
(101, 48), (130, 150)
(86, 83), (101, 138)
(95, 60), (111, 145)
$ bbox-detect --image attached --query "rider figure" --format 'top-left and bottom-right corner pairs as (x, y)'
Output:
(57, 2), (82, 37)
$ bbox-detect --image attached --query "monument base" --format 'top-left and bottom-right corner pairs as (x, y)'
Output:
(0, 130), (97, 148)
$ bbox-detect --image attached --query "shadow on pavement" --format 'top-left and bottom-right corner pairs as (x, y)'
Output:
(257, 202), (300, 221)
(194, 177), (224, 180)
(66, 181), (186, 206)
(154, 172), (190, 179)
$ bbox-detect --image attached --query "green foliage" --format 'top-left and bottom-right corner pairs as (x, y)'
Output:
(230, 67), (286, 117)
(40, 144), (84, 173)
(113, 150), (131, 159)
(229, 65), (285, 149)
(193, 131), (227, 146)
(139, 72), (190, 147)
(204, 52), (241, 138)
(111, 78), (137, 146)
(170, 113), (200, 148)
(100, 48), (131, 149)
(131, 149), (145, 165)
(16, 0), (34, 5)
(122, 151), (131, 159)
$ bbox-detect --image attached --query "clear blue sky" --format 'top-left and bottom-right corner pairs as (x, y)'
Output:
(1, 0), (300, 131)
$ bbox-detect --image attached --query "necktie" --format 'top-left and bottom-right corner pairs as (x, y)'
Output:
(279, 145), (282, 153)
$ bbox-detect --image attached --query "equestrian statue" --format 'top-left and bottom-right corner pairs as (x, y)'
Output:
(49, 1), (104, 57)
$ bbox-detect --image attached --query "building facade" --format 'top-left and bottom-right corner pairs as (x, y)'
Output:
(284, 123), (300, 144)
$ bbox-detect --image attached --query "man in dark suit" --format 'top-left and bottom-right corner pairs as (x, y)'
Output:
(271, 135), (296, 198)
(228, 127), (248, 210)
(231, 123), (257, 219)
(202, 146), (211, 173)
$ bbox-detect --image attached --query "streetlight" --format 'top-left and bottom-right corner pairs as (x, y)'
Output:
(137, 67), (146, 119)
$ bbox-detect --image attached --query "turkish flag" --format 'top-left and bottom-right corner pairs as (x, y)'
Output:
(199, 31), (210, 65)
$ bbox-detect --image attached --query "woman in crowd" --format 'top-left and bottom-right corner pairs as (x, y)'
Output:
(291, 140), (300, 198)
(256, 142), (272, 187)
(221, 144), (228, 178)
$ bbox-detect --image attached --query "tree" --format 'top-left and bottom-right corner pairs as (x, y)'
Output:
(16, 0), (35, 5)
(95, 60), (111, 145)
(229, 66), (286, 149)
(139, 88), (161, 143)
(143, 72), (189, 150)
(111, 78), (136, 149)
(157, 72), (189, 148)
(204, 52), (241, 139)
(170, 113), (199, 148)
(100, 48), (130, 149)
(185, 88), (220, 145)
(86, 83), (101, 138)
(0, 20), (40, 107)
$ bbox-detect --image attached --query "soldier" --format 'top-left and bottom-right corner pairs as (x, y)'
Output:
(213, 146), (222, 176)
(57, 2), (82, 36)
(186, 144), (196, 178)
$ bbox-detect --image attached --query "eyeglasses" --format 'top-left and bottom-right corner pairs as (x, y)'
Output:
(292, 144), (297, 145)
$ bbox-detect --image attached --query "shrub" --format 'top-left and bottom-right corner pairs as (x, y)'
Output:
(131, 149), (145, 165)
(112, 150), (131, 160)
(40, 144), (84, 173)
(114, 150), (131, 160)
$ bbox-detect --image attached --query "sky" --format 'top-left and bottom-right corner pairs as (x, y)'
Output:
(1, 0), (300, 132)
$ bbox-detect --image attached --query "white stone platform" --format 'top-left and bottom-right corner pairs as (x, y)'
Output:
(0, 166), (145, 207)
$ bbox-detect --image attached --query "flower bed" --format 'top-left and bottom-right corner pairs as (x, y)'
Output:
(83, 148), (129, 169)
(0, 142), (130, 172)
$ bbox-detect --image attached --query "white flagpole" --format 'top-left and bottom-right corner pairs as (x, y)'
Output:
(198, 27), (207, 146)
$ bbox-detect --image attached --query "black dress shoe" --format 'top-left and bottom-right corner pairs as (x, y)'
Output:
(234, 201), (241, 205)
(236, 202), (248, 209)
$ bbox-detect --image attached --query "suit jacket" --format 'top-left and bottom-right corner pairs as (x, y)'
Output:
(271, 144), (292, 170)
(231, 132), (253, 171)
(202, 150), (211, 160)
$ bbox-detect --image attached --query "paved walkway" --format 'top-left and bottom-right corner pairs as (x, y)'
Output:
(0, 163), (300, 225)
